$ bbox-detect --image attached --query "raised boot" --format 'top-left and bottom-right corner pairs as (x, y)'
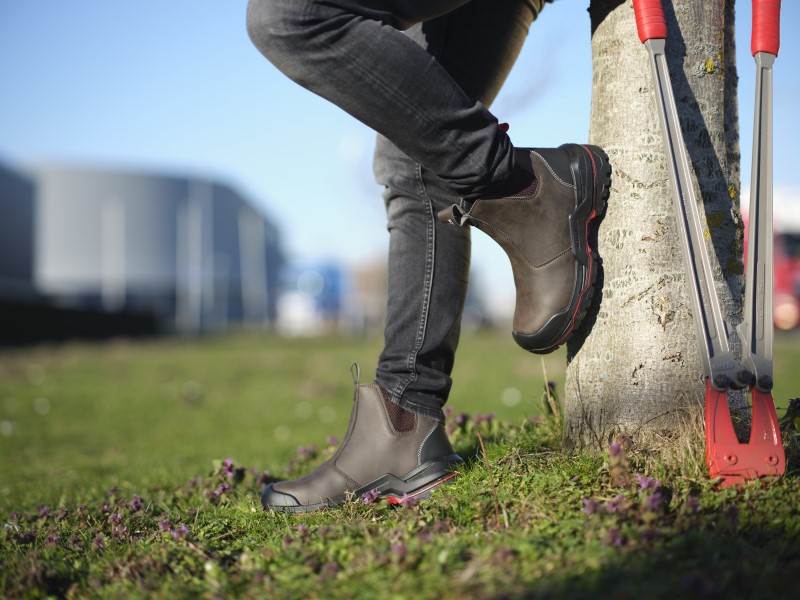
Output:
(261, 373), (462, 513)
(438, 144), (611, 354)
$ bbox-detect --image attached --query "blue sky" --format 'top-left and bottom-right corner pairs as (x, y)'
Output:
(1, 1), (798, 316)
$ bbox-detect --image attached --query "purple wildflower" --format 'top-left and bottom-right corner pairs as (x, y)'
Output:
(390, 543), (407, 559)
(472, 412), (495, 426)
(56, 507), (69, 520)
(608, 440), (622, 457)
(605, 528), (623, 547)
(45, 534), (59, 547)
(206, 482), (231, 503)
(112, 525), (129, 541)
(454, 412), (470, 426)
(362, 488), (380, 504)
(221, 458), (235, 478)
(18, 530), (36, 544)
(37, 505), (51, 520)
(9, 512), (19, 522)
(646, 491), (665, 512)
(636, 474), (661, 493)
(256, 470), (272, 486)
(417, 528), (433, 544)
(99, 502), (112, 514)
(158, 520), (173, 532)
(297, 445), (318, 460)
(171, 524), (189, 540)
(295, 524), (310, 539)
(582, 498), (599, 516)
(433, 519), (452, 533)
(443, 406), (453, 418)
(108, 513), (123, 525)
(605, 494), (625, 514)
(68, 536), (81, 548)
(399, 493), (419, 508)
(128, 494), (144, 512)
(642, 528), (659, 543)
(325, 436), (339, 447)
(92, 535), (105, 550)
(106, 486), (118, 497)
(684, 495), (700, 512)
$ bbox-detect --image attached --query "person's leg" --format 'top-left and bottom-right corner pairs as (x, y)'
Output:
(375, 1), (544, 421)
(248, 0), (610, 359)
(260, 1), (546, 512)
(245, 0), (515, 198)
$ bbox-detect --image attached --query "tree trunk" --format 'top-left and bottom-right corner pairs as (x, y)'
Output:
(564, 0), (742, 451)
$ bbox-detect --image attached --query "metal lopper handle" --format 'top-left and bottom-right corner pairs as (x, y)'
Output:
(633, 0), (786, 486)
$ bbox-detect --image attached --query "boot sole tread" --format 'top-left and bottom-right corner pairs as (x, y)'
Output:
(262, 454), (463, 513)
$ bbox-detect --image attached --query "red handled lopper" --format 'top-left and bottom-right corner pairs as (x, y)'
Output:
(632, 0), (785, 486)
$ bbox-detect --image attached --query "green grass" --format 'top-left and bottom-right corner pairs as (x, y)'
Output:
(1, 330), (799, 598)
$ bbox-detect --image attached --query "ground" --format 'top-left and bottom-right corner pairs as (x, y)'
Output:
(1, 331), (799, 598)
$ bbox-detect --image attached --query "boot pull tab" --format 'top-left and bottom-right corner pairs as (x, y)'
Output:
(350, 362), (361, 387)
(436, 204), (470, 227)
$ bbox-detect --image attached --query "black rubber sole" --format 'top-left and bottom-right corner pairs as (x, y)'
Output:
(261, 454), (463, 514)
(513, 144), (612, 354)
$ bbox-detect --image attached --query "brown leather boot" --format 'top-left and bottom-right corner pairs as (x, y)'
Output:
(438, 144), (611, 354)
(261, 372), (462, 513)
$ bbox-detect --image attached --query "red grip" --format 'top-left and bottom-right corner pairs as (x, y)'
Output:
(632, 0), (667, 43)
(752, 0), (780, 56)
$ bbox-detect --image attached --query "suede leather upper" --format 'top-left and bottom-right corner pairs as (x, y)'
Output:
(267, 384), (456, 507)
(438, 144), (610, 353)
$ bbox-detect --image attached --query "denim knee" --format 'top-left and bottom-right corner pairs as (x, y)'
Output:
(245, 0), (322, 84)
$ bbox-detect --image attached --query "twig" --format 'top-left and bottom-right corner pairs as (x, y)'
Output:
(476, 431), (502, 530)
(541, 356), (562, 429)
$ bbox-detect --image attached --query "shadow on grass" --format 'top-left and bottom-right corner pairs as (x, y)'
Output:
(504, 518), (799, 599)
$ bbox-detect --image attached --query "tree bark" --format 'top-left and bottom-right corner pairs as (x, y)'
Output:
(564, 0), (742, 451)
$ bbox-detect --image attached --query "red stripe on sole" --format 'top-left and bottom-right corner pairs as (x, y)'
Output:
(383, 472), (459, 505)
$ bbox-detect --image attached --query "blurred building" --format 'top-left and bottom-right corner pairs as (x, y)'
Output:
(276, 257), (492, 338)
(0, 162), (282, 343)
(277, 262), (346, 337)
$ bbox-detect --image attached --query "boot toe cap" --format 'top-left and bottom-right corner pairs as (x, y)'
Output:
(261, 483), (303, 511)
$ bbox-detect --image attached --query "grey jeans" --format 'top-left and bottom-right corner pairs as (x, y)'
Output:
(247, 0), (546, 420)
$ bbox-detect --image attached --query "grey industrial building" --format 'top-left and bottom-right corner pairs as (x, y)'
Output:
(0, 161), (282, 342)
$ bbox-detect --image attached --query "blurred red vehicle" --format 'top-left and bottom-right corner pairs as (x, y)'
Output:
(743, 209), (800, 330)
(773, 231), (800, 330)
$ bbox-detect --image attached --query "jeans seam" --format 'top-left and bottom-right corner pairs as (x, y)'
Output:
(393, 162), (435, 404)
(410, 163), (435, 374)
